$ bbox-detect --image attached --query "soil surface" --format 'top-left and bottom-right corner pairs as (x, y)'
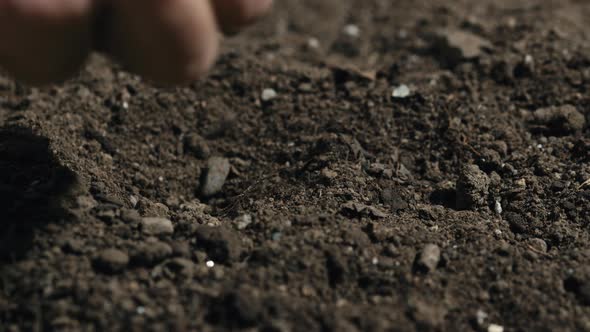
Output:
(2, 0), (590, 331)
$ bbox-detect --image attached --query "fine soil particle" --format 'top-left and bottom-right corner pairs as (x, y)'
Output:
(2, 0), (590, 331)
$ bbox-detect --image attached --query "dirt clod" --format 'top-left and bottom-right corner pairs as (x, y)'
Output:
(208, 288), (263, 328)
(93, 248), (129, 273)
(528, 105), (586, 135)
(131, 241), (173, 266)
(194, 225), (243, 263)
(184, 133), (211, 159)
(430, 29), (492, 67)
(456, 164), (490, 210)
(408, 296), (447, 330)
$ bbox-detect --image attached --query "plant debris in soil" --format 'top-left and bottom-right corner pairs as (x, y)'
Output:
(1, 0), (590, 331)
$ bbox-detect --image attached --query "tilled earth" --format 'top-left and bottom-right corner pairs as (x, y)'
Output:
(2, 0), (590, 331)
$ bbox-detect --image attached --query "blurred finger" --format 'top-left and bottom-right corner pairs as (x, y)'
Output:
(212, 0), (273, 34)
(104, 0), (219, 84)
(0, 0), (93, 84)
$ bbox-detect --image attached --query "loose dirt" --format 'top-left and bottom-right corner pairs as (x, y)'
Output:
(1, 0), (590, 331)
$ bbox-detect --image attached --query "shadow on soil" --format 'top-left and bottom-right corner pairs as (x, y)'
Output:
(0, 126), (80, 261)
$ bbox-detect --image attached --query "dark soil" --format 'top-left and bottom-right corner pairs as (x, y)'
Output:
(2, 0), (590, 331)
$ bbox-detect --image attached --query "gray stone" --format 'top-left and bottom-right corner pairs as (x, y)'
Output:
(199, 157), (231, 197)
(528, 238), (548, 253)
(140, 217), (174, 235)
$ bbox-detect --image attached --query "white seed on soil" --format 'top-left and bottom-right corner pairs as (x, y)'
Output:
(307, 38), (320, 49)
(343, 24), (360, 38)
(488, 324), (504, 332)
(392, 84), (411, 98)
(129, 195), (138, 208)
(494, 200), (503, 215)
(261, 88), (278, 101)
(206, 260), (215, 268)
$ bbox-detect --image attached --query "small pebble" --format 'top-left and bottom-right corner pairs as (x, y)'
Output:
(416, 244), (441, 273)
(392, 84), (411, 98)
(94, 249), (129, 273)
(528, 238), (548, 253)
(515, 178), (527, 190)
(234, 214), (253, 230)
(199, 157), (231, 198)
(261, 88), (278, 102)
(298, 83), (314, 92)
(140, 217), (174, 236)
(272, 232), (282, 241)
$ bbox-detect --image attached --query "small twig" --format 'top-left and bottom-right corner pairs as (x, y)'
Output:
(578, 179), (590, 190)
(525, 245), (553, 258)
(219, 174), (274, 216)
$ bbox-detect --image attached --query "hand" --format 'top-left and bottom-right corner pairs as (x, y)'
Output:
(0, 0), (273, 85)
